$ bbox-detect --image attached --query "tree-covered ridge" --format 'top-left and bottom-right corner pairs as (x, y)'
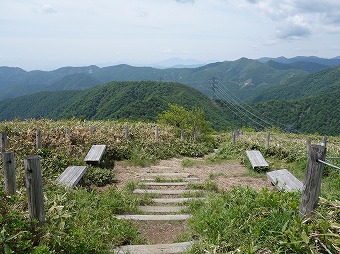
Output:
(254, 91), (340, 135)
(0, 81), (240, 131)
(253, 66), (340, 102)
(0, 80), (339, 135)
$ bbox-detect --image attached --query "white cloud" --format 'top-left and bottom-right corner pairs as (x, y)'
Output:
(244, 0), (340, 39)
(276, 15), (312, 39)
(42, 4), (58, 14)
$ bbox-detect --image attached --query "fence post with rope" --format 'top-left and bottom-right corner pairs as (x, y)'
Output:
(300, 144), (326, 217)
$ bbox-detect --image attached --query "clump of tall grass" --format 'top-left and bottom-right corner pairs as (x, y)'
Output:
(188, 186), (339, 253)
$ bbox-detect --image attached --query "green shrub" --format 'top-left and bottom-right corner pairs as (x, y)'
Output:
(80, 166), (115, 187)
(0, 187), (34, 254)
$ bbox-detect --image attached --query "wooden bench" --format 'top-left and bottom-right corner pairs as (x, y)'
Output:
(84, 145), (106, 165)
(267, 169), (303, 192)
(57, 166), (87, 187)
(246, 150), (269, 170)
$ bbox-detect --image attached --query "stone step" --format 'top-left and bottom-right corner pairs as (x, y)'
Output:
(140, 173), (192, 178)
(114, 241), (193, 254)
(142, 182), (189, 186)
(133, 189), (204, 195)
(152, 197), (205, 204)
(142, 177), (200, 182)
(116, 214), (191, 221)
(139, 206), (187, 213)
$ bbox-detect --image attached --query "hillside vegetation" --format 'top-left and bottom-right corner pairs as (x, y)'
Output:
(0, 81), (240, 131)
(1, 79), (339, 135)
(253, 66), (340, 102)
(254, 91), (340, 135)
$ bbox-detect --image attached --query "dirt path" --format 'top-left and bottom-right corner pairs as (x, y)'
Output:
(114, 157), (272, 245)
(115, 157), (271, 190)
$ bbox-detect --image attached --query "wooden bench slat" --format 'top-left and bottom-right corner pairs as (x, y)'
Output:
(267, 169), (303, 192)
(246, 150), (269, 169)
(84, 145), (106, 164)
(57, 166), (87, 187)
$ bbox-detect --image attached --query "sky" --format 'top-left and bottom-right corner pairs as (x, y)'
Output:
(1, 0), (340, 71)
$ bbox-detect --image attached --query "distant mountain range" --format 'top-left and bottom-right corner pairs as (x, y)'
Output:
(0, 57), (310, 101)
(257, 56), (340, 66)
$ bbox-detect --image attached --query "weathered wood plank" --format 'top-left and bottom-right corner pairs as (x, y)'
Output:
(57, 166), (87, 187)
(246, 150), (269, 169)
(139, 206), (187, 213)
(267, 169), (303, 192)
(84, 145), (106, 164)
(24, 156), (45, 229)
(133, 189), (203, 195)
(2, 152), (16, 195)
(116, 214), (191, 221)
(152, 197), (205, 204)
(114, 241), (193, 254)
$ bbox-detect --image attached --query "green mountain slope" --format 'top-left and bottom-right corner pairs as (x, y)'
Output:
(266, 60), (329, 73)
(0, 80), (339, 135)
(47, 73), (102, 90)
(253, 66), (340, 102)
(254, 91), (340, 135)
(0, 81), (239, 131)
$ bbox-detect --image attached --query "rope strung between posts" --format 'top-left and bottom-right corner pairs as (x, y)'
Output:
(317, 159), (340, 171)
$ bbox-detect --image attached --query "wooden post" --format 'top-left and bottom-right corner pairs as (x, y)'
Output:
(299, 144), (326, 217)
(65, 128), (71, 139)
(89, 126), (94, 135)
(321, 136), (327, 148)
(24, 156), (45, 229)
(306, 138), (311, 154)
(232, 131), (236, 145)
(265, 132), (270, 148)
(1, 132), (8, 153)
(155, 126), (159, 142)
(2, 152), (16, 195)
(125, 125), (129, 140)
(181, 130), (184, 141)
(36, 130), (42, 149)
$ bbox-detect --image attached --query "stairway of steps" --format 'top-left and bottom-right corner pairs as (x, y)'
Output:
(113, 175), (203, 254)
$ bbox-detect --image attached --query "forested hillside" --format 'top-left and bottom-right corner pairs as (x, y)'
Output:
(0, 81), (239, 131)
(0, 80), (339, 135)
(254, 91), (340, 135)
(252, 66), (340, 102)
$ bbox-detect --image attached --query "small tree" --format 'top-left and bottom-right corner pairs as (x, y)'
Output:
(157, 104), (211, 135)
(157, 104), (189, 130)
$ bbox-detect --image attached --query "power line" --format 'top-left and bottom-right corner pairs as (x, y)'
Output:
(214, 88), (269, 129)
(210, 78), (272, 129)
(211, 78), (301, 131)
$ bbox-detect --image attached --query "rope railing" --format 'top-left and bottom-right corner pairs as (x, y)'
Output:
(317, 159), (340, 171)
